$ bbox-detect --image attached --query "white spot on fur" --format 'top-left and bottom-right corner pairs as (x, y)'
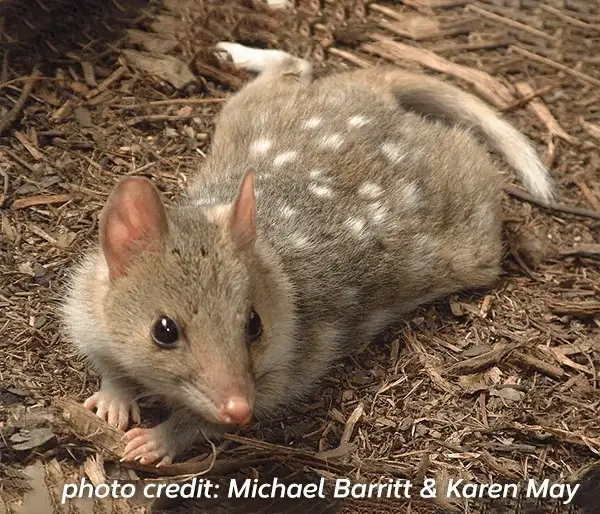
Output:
(367, 201), (388, 224)
(293, 234), (311, 249)
(308, 183), (333, 198)
(381, 142), (405, 163)
(250, 139), (273, 154)
(310, 169), (333, 183)
(360, 309), (395, 337)
(320, 133), (344, 150)
(358, 182), (383, 199)
(273, 151), (298, 167)
(281, 205), (296, 218)
(400, 182), (420, 207)
(348, 115), (369, 127)
(345, 216), (367, 237)
(303, 117), (322, 129)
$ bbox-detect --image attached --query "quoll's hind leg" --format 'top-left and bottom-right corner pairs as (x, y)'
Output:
(84, 376), (140, 432)
(209, 42), (314, 151)
(265, 0), (294, 8)
(214, 42), (313, 91)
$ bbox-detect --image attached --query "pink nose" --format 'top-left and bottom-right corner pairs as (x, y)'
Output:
(219, 397), (252, 425)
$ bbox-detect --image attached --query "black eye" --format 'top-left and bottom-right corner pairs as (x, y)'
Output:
(152, 316), (180, 347)
(246, 310), (262, 342)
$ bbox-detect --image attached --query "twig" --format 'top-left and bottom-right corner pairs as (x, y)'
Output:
(558, 244), (600, 260)
(10, 194), (74, 210)
(434, 38), (511, 55)
(0, 68), (42, 135)
(540, 5), (600, 32)
(126, 114), (200, 126)
(466, 4), (554, 41)
(368, 3), (405, 21)
(547, 300), (600, 318)
(575, 179), (600, 211)
(510, 46), (600, 88)
(504, 185), (600, 221)
(541, 346), (595, 377)
(2, 148), (36, 173)
(85, 66), (128, 101)
(510, 350), (564, 380)
(327, 47), (373, 68)
(579, 117), (600, 142)
(478, 449), (520, 480)
(501, 83), (559, 112)
(113, 98), (227, 110)
(508, 422), (600, 453)
(515, 81), (578, 144)
(406, 331), (460, 394)
(0, 167), (8, 201)
(447, 343), (514, 375)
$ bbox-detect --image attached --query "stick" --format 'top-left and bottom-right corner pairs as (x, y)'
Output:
(112, 98), (226, 110)
(511, 350), (564, 380)
(540, 5), (600, 32)
(447, 344), (514, 375)
(515, 82), (577, 144)
(547, 300), (600, 318)
(501, 83), (559, 112)
(466, 5), (554, 41)
(504, 185), (600, 221)
(0, 68), (42, 135)
(558, 244), (600, 260)
(509, 46), (600, 88)
(126, 114), (200, 126)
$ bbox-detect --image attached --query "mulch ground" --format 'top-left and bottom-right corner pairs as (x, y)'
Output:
(0, 0), (599, 513)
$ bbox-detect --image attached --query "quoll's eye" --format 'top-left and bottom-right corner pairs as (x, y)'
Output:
(246, 310), (262, 342)
(152, 316), (180, 347)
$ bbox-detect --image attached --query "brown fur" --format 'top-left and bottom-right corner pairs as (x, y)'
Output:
(60, 44), (553, 465)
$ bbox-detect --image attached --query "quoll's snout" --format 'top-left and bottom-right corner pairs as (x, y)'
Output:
(219, 396), (253, 425)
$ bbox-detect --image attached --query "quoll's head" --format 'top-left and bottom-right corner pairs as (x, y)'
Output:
(98, 170), (261, 427)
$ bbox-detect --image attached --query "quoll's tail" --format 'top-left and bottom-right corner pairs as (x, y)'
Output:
(387, 73), (555, 205)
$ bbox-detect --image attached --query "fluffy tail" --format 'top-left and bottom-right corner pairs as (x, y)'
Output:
(387, 73), (555, 205)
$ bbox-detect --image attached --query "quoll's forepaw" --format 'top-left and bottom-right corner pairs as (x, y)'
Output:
(121, 426), (175, 467)
(83, 391), (140, 432)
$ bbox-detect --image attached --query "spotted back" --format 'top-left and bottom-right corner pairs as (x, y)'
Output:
(186, 71), (504, 367)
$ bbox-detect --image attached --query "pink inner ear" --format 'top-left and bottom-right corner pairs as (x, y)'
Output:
(99, 177), (168, 280)
(229, 169), (257, 250)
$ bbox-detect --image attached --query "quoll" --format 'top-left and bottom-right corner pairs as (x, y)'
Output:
(61, 42), (554, 466)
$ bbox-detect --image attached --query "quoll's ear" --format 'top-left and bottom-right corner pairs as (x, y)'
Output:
(99, 176), (168, 280)
(229, 169), (257, 250)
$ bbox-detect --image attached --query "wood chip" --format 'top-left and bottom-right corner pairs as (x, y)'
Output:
(11, 194), (74, 210)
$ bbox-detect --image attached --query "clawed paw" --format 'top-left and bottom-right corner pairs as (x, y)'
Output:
(83, 391), (140, 432)
(121, 427), (174, 467)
